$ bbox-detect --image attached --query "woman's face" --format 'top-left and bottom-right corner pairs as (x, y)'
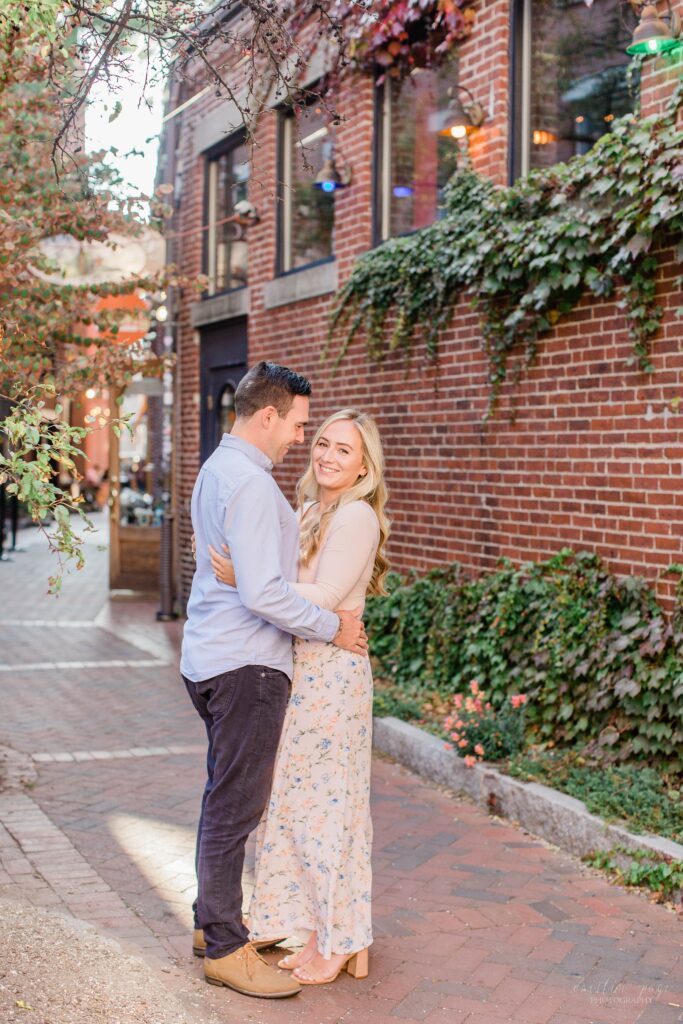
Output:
(312, 419), (366, 497)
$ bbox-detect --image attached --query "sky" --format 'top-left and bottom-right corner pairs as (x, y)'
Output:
(85, 54), (165, 200)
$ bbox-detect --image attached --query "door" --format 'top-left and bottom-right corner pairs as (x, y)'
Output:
(108, 380), (164, 591)
(199, 317), (248, 464)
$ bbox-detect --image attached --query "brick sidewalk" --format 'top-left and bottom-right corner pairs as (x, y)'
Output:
(1, 520), (682, 1024)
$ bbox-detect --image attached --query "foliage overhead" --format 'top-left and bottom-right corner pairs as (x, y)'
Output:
(4, 1), (476, 158)
(1, 1), (359, 156)
(364, 550), (683, 768)
(335, 0), (476, 82)
(328, 73), (683, 414)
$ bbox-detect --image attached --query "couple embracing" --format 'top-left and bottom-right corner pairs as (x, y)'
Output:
(180, 361), (389, 999)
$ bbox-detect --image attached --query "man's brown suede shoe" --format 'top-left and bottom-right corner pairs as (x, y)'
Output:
(193, 928), (286, 957)
(204, 942), (301, 998)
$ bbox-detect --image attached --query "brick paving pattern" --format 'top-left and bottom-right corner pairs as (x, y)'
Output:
(0, 519), (682, 1023)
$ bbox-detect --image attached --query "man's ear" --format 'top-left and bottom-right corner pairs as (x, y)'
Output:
(260, 405), (278, 428)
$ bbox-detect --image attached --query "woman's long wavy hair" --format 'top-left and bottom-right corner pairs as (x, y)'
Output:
(296, 409), (390, 596)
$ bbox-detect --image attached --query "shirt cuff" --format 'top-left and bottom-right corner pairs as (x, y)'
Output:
(324, 611), (340, 643)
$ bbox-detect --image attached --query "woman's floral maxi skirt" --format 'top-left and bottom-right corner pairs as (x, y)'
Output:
(247, 638), (373, 957)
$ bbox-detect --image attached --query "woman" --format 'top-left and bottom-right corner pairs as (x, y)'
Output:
(209, 408), (389, 985)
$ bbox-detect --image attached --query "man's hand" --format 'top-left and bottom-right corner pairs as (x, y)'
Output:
(333, 607), (368, 655)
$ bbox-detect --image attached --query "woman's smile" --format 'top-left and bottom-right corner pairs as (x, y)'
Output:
(312, 419), (366, 498)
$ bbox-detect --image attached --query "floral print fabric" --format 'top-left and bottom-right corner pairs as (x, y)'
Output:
(247, 638), (373, 957)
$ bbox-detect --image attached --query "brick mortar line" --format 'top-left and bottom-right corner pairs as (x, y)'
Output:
(0, 620), (101, 628)
(31, 744), (206, 763)
(0, 658), (168, 672)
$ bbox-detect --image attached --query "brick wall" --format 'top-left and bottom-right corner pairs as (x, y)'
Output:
(169, 0), (683, 606)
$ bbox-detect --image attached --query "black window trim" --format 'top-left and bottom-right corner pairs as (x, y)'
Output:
(371, 76), (386, 249)
(202, 128), (248, 300)
(509, 0), (526, 184)
(275, 94), (337, 278)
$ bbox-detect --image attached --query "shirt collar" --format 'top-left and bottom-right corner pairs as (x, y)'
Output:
(219, 433), (273, 473)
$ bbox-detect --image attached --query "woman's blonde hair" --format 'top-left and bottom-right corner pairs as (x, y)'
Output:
(296, 409), (390, 596)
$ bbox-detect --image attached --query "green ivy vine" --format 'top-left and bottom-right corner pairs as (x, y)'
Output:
(328, 71), (683, 414)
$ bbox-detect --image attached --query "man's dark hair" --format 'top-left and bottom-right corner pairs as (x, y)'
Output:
(234, 361), (311, 419)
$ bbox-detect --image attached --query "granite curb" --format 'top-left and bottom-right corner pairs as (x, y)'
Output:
(373, 716), (683, 863)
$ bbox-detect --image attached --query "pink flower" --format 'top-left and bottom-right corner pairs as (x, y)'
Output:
(458, 739), (468, 748)
(444, 742), (454, 751)
(453, 694), (463, 708)
(464, 755), (477, 768)
(450, 731), (460, 741)
(511, 694), (528, 708)
(470, 681), (480, 695)
(474, 744), (485, 756)
(455, 719), (464, 729)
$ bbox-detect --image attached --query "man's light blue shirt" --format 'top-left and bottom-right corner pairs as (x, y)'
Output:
(180, 434), (339, 682)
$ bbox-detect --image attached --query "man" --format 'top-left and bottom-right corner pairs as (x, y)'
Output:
(180, 361), (367, 999)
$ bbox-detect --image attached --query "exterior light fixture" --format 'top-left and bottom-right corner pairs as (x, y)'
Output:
(627, 2), (682, 55)
(313, 151), (351, 192)
(431, 85), (486, 139)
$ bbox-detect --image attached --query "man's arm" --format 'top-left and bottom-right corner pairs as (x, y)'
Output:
(225, 474), (341, 643)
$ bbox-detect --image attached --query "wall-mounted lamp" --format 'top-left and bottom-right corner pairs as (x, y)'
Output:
(627, 1), (682, 55)
(313, 144), (352, 192)
(430, 85), (486, 140)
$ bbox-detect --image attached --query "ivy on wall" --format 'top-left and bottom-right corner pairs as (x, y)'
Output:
(327, 74), (683, 414)
(364, 551), (683, 766)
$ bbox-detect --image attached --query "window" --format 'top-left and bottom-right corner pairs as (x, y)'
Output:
(511, 0), (638, 180)
(375, 60), (460, 243)
(278, 104), (335, 273)
(205, 139), (249, 294)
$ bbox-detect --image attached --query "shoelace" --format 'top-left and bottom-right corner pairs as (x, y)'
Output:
(240, 942), (268, 979)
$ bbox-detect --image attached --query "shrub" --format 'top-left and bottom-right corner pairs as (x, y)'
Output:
(365, 551), (683, 766)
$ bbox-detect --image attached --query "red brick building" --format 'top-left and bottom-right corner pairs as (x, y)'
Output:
(158, 0), (683, 608)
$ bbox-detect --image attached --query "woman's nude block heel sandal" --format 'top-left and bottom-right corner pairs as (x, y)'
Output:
(344, 948), (369, 980)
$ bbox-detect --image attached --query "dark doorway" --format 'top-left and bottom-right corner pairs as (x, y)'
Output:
(199, 318), (248, 464)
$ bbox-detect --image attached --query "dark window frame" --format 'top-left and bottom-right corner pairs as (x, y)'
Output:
(275, 99), (337, 277)
(202, 129), (249, 299)
(509, 0), (526, 184)
(371, 77), (387, 249)
(509, 0), (638, 183)
(372, 63), (461, 246)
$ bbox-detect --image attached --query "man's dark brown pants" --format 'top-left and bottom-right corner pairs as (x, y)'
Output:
(183, 664), (290, 960)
